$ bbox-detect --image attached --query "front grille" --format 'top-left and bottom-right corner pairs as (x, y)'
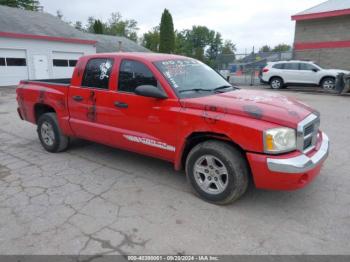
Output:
(304, 124), (314, 136)
(303, 136), (313, 149)
(297, 114), (320, 152)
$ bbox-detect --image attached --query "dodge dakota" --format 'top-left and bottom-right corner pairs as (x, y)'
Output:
(16, 53), (329, 204)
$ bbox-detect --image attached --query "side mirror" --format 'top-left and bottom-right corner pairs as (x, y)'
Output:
(135, 85), (168, 99)
(312, 68), (319, 72)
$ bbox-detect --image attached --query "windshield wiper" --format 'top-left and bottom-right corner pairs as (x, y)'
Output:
(179, 88), (213, 93)
(213, 85), (235, 93)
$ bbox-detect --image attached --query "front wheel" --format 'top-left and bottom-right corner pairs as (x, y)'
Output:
(321, 77), (335, 91)
(37, 113), (69, 153)
(186, 141), (249, 205)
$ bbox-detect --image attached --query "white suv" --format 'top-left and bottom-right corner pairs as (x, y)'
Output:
(260, 60), (350, 90)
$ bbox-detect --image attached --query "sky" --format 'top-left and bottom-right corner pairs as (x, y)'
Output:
(40, 0), (324, 53)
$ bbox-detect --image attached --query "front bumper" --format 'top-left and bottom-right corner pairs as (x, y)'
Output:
(267, 132), (329, 173)
(247, 132), (329, 190)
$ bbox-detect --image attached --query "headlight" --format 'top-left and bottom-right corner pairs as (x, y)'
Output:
(264, 127), (296, 153)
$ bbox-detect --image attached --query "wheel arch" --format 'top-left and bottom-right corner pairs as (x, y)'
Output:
(34, 103), (56, 123)
(176, 132), (247, 171)
(319, 75), (335, 86)
(269, 75), (284, 84)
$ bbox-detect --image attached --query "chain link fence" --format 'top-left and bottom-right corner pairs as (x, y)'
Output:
(217, 51), (293, 86)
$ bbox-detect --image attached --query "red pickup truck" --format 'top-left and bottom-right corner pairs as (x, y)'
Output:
(16, 53), (329, 204)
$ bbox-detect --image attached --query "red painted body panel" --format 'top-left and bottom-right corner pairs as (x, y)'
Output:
(247, 132), (325, 190)
(16, 52), (327, 191)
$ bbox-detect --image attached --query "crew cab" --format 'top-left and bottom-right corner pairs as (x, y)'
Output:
(16, 53), (329, 204)
(261, 60), (349, 90)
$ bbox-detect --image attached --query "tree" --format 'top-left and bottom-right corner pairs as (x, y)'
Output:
(56, 10), (63, 20)
(206, 32), (223, 62)
(259, 45), (271, 53)
(142, 27), (160, 52)
(159, 9), (175, 53)
(221, 40), (236, 55)
(105, 12), (139, 41)
(74, 21), (83, 31)
(0, 0), (41, 11)
(173, 26), (233, 67)
(92, 19), (104, 34)
(86, 16), (96, 33)
(215, 40), (236, 69)
(272, 43), (291, 52)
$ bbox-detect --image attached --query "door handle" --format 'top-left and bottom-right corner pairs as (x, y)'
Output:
(73, 95), (83, 102)
(114, 101), (128, 108)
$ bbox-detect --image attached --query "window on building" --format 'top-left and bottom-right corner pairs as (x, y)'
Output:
(300, 63), (317, 71)
(272, 63), (284, 69)
(69, 60), (78, 67)
(284, 63), (299, 70)
(118, 60), (158, 93)
(0, 58), (5, 66)
(6, 58), (26, 66)
(53, 59), (69, 67)
(82, 58), (114, 89)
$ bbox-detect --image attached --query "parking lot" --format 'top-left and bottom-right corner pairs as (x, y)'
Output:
(0, 86), (349, 255)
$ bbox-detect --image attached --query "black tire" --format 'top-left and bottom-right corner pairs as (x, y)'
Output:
(320, 77), (335, 91)
(185, 140), (249, 205)
(37, 113), (69, 153)
(269, 77), (283, 89)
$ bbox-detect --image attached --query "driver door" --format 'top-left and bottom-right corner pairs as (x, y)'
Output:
(104, 59), (180, 161)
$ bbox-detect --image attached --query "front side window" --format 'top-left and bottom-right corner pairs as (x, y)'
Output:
(300, 63), (317, 71)
(284, 63), (299, 70)
(82, 58), (114, 89)
(118, 60), (158, 93)
(6, 58), (26, 66)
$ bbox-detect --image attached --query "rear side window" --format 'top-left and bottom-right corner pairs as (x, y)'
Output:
(118, 60), (158, 93)
(272, 63), (283, 69)
(0, 58), (5, 66)
(6, 58), (26, 66)
(82, 58), (114, 89)
(284, 63), (299, 70)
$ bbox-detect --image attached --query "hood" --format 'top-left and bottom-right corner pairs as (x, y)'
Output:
(180, 90), (316, 128)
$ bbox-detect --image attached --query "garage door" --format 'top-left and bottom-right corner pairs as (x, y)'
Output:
(0, 49), (28, 86)
(52, 51), (84, 79)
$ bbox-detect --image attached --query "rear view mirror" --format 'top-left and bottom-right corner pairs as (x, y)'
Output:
(135, 85), (168, 99)
(312, 68), (319, 72)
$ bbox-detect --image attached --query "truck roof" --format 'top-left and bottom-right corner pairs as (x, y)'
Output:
(82, 52), (190, 62)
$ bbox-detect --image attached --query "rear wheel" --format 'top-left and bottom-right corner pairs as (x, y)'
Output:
(37, 113), (69, 153)
(321, 77), (335, 91)
(270, 77), (283, 89)
(186, 140), (249, 205)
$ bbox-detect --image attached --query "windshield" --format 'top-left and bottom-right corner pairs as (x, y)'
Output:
(313, 62), (323, 69)
(154, 59), (232, 98)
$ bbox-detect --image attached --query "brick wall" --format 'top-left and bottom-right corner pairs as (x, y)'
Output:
(295, 15), (350, 43)
(294, 48), (350, 70)
(294, 15), (350, 70)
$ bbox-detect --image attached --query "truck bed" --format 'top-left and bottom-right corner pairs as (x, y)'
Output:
(17, 78), (70, 127)
(21, 78), (71, 86)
